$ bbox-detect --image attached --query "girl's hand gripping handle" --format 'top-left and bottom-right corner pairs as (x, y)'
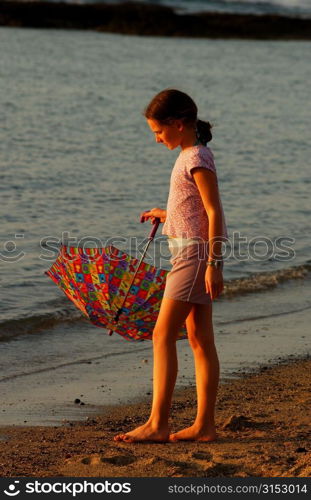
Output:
(140, 212), (161, 240)
(140, 208), (166, 223)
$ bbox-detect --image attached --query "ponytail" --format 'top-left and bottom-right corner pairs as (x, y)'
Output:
(196, 119), (212, 145)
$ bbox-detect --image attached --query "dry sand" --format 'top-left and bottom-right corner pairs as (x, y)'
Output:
(0, 357), (310, 478)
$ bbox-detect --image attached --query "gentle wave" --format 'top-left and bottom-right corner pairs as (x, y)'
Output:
(1, 262), (310, 341)
(218, 304), (311, 325)
(0, 309), (84, 342)
(223, 262), (311, 297)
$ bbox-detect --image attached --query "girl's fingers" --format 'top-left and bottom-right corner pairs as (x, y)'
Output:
(209, 283), (222, 300)
(141, 208), (164, 223)
(140, 211), (152, 222)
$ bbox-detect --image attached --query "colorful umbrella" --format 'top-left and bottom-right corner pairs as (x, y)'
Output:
(45, 219), (187, 341)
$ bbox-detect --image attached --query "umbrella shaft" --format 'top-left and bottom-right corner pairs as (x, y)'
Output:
(114, 236), (153, 322)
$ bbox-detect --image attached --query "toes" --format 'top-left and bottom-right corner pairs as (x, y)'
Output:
(169, 434), (178, 442)
(123, 435), (135, 443)
(113, 433), (135, 443)
(113, 434), (127, 442)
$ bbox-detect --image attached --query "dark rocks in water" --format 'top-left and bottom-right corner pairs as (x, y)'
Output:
(0, 1), (310, 40)
(0, 1), (175, 32)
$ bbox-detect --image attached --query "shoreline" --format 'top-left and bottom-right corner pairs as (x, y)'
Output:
(1, 277), (310, 428)
(1, 355), (310, 477)
(0, 1), (311, 40)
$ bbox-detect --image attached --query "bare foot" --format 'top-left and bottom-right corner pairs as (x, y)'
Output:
(169, 424), (217, 442)
(114, 421), (170, 443)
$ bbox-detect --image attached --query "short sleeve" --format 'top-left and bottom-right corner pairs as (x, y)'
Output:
(186, 147), (216, 177)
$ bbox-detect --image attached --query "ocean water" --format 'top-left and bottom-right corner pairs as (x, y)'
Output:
(0, 27), (310, 424)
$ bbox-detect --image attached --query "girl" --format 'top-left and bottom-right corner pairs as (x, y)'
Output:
(114, 89), (228, 443)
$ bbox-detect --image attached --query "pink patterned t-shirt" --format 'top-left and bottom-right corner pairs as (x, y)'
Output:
(162, 145), (228, 240)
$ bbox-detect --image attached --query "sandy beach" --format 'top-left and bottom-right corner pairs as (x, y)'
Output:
(0, 356), (310, 478)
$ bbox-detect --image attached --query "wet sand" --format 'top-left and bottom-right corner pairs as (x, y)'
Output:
(0, 356), (310, 477)
(1, 285), (310, 428)
(1, 1), (311, 39)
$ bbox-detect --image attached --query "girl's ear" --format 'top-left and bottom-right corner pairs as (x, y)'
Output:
(175, 119), (184, 131)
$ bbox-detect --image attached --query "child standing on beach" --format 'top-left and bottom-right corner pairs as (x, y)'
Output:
(115, 89), (228, 443)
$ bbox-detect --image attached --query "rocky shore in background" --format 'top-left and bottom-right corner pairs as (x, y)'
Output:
(1, 1), (311, 39)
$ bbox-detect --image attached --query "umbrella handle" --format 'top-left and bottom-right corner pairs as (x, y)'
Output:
(140, 215), (161, 240)
(149, 218), (161, 240)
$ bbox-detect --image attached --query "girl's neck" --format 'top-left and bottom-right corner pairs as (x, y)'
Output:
(180, 129), (199, 151)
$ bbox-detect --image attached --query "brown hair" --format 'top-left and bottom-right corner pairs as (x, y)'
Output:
(144, 89), (212, 144)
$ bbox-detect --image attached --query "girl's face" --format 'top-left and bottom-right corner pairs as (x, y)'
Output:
(147, 118), (183, 150)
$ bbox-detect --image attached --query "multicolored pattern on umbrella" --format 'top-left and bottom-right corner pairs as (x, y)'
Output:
(45, 245), (187, 341)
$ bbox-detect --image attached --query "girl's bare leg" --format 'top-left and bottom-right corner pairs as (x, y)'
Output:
(114, 297), (193, 442)
(170, 302), (219, 441)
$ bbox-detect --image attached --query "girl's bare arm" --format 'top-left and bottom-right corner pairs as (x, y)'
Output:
(192, 168), (224, 300)
(192, 168), (224, 260)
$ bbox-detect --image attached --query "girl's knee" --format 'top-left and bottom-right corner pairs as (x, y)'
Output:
(187, 329), (215, 351)
(152, 326), (178, 345)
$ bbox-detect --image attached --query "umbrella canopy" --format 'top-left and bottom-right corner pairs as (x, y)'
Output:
(45, 244), (187, 341)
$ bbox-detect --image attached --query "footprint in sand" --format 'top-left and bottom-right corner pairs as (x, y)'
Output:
(203, 462), (242, 477)
(81, 457), (92, 465)
(79, 454), (137, 467)
(166, 460), (202, 477)
(100, 455), (137, 466)
(191, 451), (213, 461)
